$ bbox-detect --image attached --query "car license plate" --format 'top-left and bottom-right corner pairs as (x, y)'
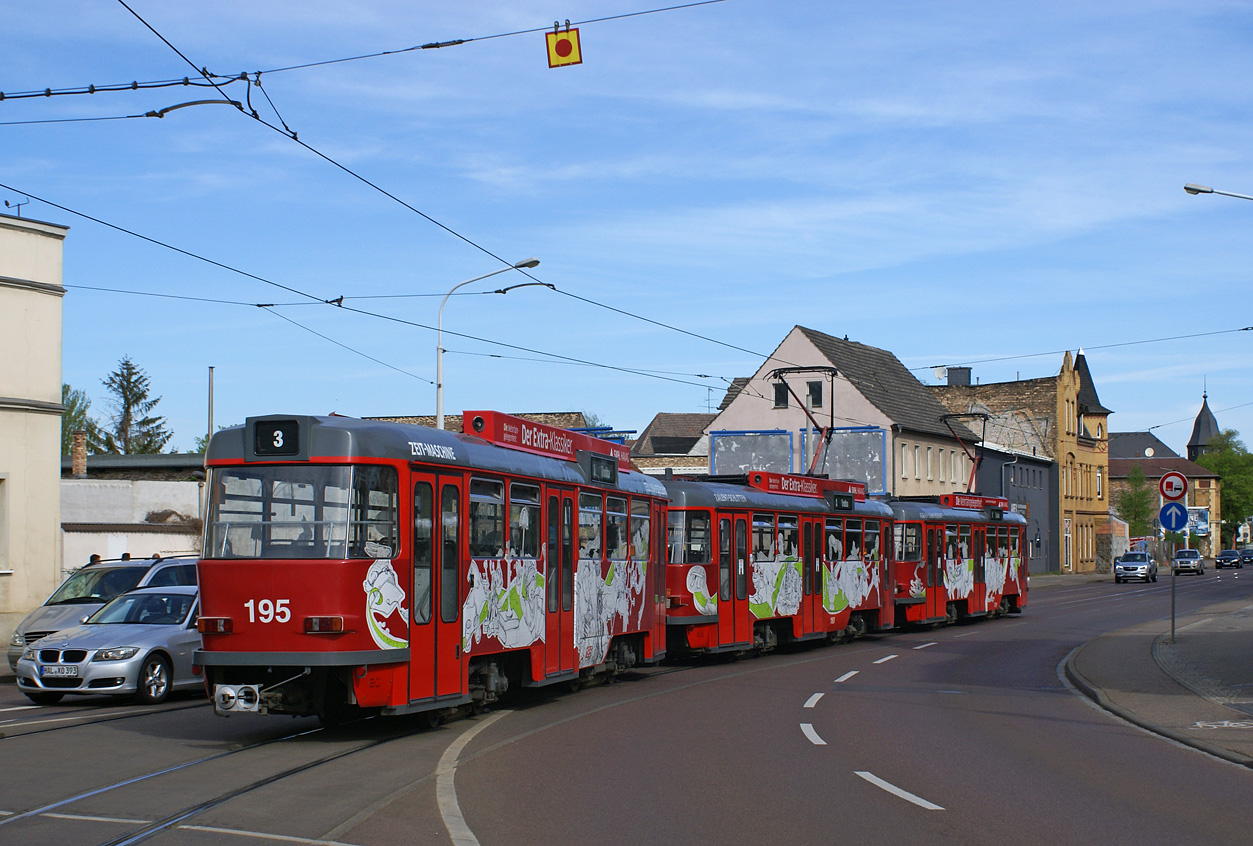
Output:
(41, 665), (78, 678)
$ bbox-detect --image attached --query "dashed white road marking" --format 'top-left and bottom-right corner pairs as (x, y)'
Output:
(803, 693), (824, 709)
(913, 642), (937, 650)
(855, 771), (944, 810)
(0, 705), (39, 713)
(835, 670), (859, 683)
(800, 723), (827, 745)
(437, 710), (510, 846)
(42, 812), (151, 824)
(953, 630), (980, 638)
(180, 825), (363, 845)
(874, 654), (898, 664)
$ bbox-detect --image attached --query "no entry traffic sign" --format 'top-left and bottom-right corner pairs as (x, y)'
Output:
(1159, 471), (1187, 501)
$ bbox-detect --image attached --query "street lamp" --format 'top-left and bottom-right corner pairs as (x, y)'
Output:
(1184, 183), (1253, 202)
(436, 258), (540, 430)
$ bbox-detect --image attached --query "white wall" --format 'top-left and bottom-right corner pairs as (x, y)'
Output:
(62, 479), (202, 523)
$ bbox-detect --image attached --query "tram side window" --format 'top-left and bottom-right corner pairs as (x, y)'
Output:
(944, 524), (958, 561)
(752, 513), (776, 561)
(630, 500), (650, 564)
(997, 527), (1010, 557)
(825, 517), (844, 561)
(667, 511), (711, 564)
(845, 519), (863, 561)
(579, 493), (603, 561)
(441, 485), (460, 624)
(413, 482), (433, 625)
(777, 515), (799, 560)
(864, 521), (880, 561)
(894, 523), (921, 562)
(719, 518), (732, 602)
(1010, 527), (1021, 557)
(509, 483), (541, 559)
(469, 479), (505, 559)
(606, 497), (629, 561)
(350, 465), (399, 559)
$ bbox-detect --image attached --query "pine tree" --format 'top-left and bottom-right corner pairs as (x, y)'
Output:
(100, 356), (173, 454)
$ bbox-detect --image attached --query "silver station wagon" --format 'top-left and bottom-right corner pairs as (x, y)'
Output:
(14, 586), (201, 706)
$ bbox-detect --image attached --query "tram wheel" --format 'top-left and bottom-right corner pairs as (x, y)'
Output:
(426, 709), (443, 730)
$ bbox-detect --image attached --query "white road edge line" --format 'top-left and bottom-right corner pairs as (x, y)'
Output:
(874, 654), (898, 664)
(437, 710), (510, 846)
(800, 723), (827, 745)
(0, 705), (39, 713)
(913, 642), (937, 650)
(803, 693), (824, 709)
(835, 670), (859, 683)
(854, 771), (944, 810)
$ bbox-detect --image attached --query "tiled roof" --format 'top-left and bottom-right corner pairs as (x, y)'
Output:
(632, 412), (717, 456)
(366, 411), (588, 433)
(1108, 457), (1218, 479)
(1109, 431), (1178, 459)
(718, 378), (750, 411)
(798, 327), (975, 441)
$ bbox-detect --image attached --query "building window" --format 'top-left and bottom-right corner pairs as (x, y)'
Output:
(1096, 468), (1103, 500)
(914, 445), (921, 480)
(901, 443), (909, 478)
(926, 446), (933, 481)
(773, 382), (788, 408)
(807, 381), (823, 409)
(952, 451), (958, 484)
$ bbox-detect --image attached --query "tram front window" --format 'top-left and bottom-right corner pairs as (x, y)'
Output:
(206, 464), (398, 560)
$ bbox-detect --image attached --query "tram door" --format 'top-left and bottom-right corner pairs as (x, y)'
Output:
(718, 514), (751, 648)
(926, 526), (945, 622)
(545, 489), (576, 676)
(971, 526), (987, 615)
(410, 471), (466, 702)
(802, 517), (823, 634)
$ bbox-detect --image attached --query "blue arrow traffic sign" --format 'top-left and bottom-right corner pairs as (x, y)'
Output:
(1160, 501), (1189, 532)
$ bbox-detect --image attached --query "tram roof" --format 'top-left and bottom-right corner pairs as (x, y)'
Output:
(888, 499), (1027, 526)
(206, 415), (667, 498)
(662, 477), (893, 518)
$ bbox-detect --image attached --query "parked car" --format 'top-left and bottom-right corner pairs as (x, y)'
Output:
(1114, 551), (1158, 583)
(7, 556), (198, 672)
(1241, 549), (1253, 568)
(1172, 548), (1205, 576)
(1215, 549), (1242, 569)
(14, 586), (200, 705)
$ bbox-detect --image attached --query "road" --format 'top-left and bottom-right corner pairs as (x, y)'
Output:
(2, 572), (1250, 845)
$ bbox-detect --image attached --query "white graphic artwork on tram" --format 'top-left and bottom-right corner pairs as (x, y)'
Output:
(687, 566), (717, 616)
(462, 554), (547, 651)
(944, 556), (975, 599)
(574, 559), (647, 668)
(748, 555), (802, 619)
(364, 559), (409, 650)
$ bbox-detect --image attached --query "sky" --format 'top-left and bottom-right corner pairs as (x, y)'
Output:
(3, 1), (1252, 454)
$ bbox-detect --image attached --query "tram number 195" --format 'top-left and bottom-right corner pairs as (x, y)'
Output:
(245, 598), (291, 623)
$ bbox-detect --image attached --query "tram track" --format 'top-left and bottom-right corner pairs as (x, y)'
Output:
(0, 697), (209, 739)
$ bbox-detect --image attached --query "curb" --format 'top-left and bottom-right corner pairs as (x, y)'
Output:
(1064, 644), (1253, 769)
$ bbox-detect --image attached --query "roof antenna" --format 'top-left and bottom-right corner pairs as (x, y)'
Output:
(5, 196), (29, 217)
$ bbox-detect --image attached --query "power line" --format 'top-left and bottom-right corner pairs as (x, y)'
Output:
(1, 2), (732, 100)
(265, 310), (431, 384)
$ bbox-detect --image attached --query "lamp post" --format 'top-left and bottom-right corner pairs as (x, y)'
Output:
(1184, 183), (1253, 202)
(436, 258), (540, 430)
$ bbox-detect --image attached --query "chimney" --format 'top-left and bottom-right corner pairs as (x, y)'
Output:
(947, 366), (971, 387)
(72, 430), (88, 478)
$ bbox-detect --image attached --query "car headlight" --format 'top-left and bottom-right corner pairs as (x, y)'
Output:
(10, 631), (24, 647)
(93, 647), (140, 662)
(22, 646), (38, 660)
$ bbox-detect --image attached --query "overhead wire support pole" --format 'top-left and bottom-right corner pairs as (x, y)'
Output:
(939, 412), (989, 494)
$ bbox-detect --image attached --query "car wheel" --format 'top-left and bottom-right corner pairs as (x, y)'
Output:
(1152, 574), (1158, 582)
(23, 690), (64, 706)
(1114, 577), (1121, 584)
(135, 653), (172, 705)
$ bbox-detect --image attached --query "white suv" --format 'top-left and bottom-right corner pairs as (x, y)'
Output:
(1172, 548), (1205, 576)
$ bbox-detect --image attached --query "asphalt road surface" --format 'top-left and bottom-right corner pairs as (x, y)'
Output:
(2, 573), (1250, 846)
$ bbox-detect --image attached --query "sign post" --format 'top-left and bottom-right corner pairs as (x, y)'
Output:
(1157, 473), (1188, 643)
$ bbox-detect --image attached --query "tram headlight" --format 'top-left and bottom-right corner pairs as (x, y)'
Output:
(215, 686), (238, 711)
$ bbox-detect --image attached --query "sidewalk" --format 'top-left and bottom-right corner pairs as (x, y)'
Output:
(1065, 592), (1253, 768)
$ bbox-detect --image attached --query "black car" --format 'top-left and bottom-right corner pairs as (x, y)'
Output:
(1215, 549), (1242, 569)
(1240, 549), (1253, 567)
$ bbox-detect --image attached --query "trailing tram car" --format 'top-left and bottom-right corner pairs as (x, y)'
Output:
(888, 495), (1028, 626)
(196, 411), (669, 722)
(663, 471), (894, 655)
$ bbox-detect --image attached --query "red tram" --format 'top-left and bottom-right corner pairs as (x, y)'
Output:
(888, 495), (1028, 626)
(196, 411), (669, 722)
(663, 471), (894, 654)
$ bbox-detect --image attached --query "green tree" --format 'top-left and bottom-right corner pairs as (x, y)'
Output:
(1196, 429), (1253, 547)
(100, 356), (173, 454)
(1113, 462), (1155, 537)
(60, 383), (104, 455)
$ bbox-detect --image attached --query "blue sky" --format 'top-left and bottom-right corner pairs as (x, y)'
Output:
(4, 1), (1252, 454)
